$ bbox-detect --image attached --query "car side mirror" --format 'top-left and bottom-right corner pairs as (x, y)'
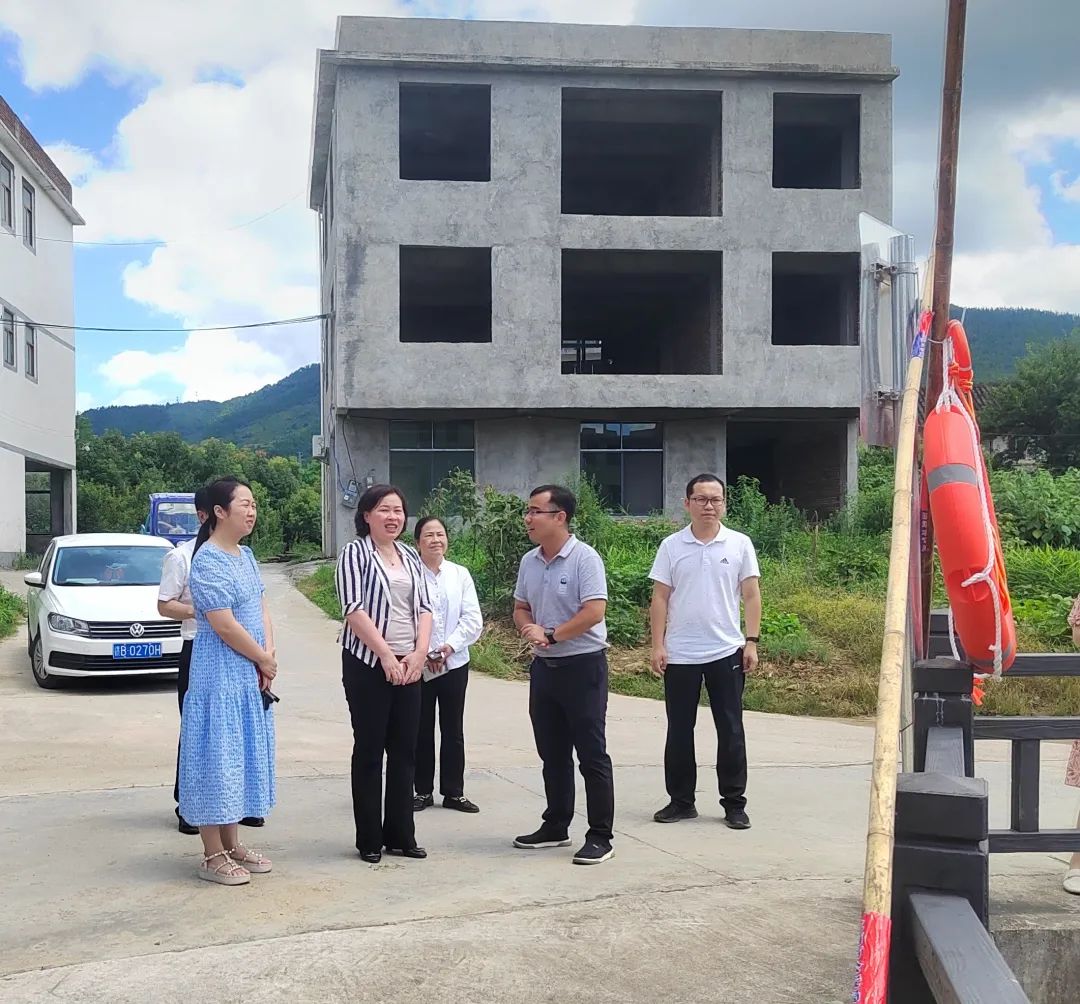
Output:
(24, 571), (43, 588)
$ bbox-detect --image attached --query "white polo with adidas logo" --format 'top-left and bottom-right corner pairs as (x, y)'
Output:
(648, 523), (760, 664)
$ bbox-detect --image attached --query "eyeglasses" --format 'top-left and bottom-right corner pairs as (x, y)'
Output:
(688, 496), (725, 507)
(524, 508), (561, 517)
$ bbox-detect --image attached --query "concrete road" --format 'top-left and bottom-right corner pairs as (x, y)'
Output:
(0, 565), (1076, 1002)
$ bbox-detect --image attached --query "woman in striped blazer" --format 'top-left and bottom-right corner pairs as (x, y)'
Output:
(335, 484), (433, 863)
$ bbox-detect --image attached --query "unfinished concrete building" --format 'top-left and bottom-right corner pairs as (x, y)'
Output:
(310, 17), (895, 553)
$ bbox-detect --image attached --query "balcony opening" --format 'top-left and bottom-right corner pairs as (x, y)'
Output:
(772, 252), (859, 346)
(773, 93), (860, 190)
(562, 88), (721, 216)
(400, 246), (492, 343)
(727, 419), (850, 516)
(399, 83), (491, 182)
(562, 250), (722, 375)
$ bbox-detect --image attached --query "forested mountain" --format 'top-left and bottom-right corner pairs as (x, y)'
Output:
(951, 306), (1080, 380)
(81, 364), (319, 457)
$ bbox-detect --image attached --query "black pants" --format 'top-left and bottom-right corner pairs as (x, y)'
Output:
(415, 663), (469, 798)
(342, 650), (422, 854)
(529, 651), (615, 846)
(663, 652), (747, 812)
(173, 640), (193, 805)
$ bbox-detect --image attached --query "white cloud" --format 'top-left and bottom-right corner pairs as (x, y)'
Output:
(98, 329), (297, 402)
(108, 388), (169, 407)
(43, 141), (99, 185)
(952, 245), (1080, 314)
(75, 391), (96, 412)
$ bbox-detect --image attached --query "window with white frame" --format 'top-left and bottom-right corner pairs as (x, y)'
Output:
(580, 422), (664, 515)
(0, 154), (13, 230)
(24, 323), (36, 379)
(21, 179), (35, 250)
(2, 309), (15, 370)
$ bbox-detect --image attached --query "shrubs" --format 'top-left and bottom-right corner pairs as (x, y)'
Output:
(0, 587), (23, 640)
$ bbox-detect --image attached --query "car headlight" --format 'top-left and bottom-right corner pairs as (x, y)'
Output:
(48, 613), (90, 636)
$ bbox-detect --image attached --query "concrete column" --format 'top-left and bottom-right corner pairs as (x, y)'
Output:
(475, 418), (579, 498)
(846, 415), (860, 506)
(328, 414), (389, 555)
(662, 418), (727, 515)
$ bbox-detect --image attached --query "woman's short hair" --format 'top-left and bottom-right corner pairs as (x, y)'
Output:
(414, 515), (447, 542)
(355, 484), (408, 537)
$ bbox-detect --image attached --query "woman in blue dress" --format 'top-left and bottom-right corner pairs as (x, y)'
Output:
(178, 477), (277, 885)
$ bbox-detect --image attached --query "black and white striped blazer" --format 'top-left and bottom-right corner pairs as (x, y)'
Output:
(335, 536), (432, 666)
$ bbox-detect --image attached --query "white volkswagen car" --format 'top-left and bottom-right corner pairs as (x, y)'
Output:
(24, 533), (183, 689)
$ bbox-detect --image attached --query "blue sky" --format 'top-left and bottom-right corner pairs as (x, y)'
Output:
(1, 1), (1079, 411)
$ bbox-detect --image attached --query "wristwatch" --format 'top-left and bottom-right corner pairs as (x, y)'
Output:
(544, 628), (557, 646)
(745, 635), (760, 644)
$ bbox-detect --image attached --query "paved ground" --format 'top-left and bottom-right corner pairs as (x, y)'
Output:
(0, 565), (1077, 1002)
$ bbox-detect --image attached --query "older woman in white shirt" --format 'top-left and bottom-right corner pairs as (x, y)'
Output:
(413, 517), (484, 813)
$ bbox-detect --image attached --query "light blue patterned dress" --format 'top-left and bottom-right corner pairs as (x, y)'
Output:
(178, 542), (276, 826)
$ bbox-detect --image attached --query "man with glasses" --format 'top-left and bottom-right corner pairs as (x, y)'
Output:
(649, 473), (762, 830)
(512, 484), (615, 865)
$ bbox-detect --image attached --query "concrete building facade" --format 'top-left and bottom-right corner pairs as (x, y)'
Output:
(0, 96), (83, 564)
(310, 17), (896, 554)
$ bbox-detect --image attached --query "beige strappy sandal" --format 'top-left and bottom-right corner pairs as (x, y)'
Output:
(199, 850), (251, 886)
(229, 844), (273, 874)
(1064, 869), (1080, 895)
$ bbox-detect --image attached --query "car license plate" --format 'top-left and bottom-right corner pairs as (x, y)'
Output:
(112, 642), (162, 660)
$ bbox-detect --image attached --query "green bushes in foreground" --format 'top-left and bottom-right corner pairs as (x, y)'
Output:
(0, 587), (23, 640)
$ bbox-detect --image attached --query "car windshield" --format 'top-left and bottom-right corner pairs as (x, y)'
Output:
(52, 546), (171, 587)
(155, 501), (199, 535)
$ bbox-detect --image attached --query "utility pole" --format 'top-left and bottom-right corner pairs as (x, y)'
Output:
(920, 0), (968, 650)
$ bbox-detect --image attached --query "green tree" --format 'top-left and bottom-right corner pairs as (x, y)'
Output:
(980, 331), (1080, 471)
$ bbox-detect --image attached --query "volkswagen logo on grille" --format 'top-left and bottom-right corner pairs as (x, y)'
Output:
(129, 623), (146, 639)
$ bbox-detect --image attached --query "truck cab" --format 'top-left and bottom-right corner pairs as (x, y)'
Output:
(142, 493), (199, 547)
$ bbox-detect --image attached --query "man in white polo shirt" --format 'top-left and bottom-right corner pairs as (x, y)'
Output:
(649, 473), (762, 830)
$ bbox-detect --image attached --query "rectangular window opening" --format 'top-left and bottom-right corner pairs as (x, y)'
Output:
(773, 93), (860, 190)
(562, 250), (722, 374)
(0, 154), (13, 230)
(388, 420), (476, 506)
(562, 89), (721, 217)
(772, 252), (860, 346)
(24, 323), (36, 378)
(21, 179), (35, 250)
(2, 308), (15, 369)
(727, 419), (849, 515)
(400, 246), (492, 344)
(399, 83), (491, 182)
(580, 422), (663, 515)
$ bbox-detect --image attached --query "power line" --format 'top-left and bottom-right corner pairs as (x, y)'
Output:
(8, 313), (327, 333)
(0, 193), (304, 247)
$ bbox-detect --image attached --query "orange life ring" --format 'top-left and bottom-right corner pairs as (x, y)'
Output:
(923, 320), (1016, 674)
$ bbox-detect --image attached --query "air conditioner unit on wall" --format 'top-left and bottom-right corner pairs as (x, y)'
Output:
(312, 434), (328, 462)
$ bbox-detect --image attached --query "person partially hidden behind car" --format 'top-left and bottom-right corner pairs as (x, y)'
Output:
(158, 481), (264, 835)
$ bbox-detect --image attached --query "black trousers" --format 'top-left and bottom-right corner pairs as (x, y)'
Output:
(414, 663), (469, 798)
(173, 640), (193, 805)
(342, 650), (422, 854)
(529, 650), (615, 846)
(663, 652), (747, 812)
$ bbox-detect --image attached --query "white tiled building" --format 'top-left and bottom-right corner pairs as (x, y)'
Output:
(0, 95), (83, 564)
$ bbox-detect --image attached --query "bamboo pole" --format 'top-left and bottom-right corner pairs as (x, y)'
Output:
(854, 2), (968, 998)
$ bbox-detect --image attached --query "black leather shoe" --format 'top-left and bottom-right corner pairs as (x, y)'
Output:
(443, 795), (480, 813)
(359, 850), (382, 863)
(385, 845), (427, 859)
(176, 811), (199, 835)
(724, 809), (752, 830)
(413, 792), (434, 811)
(240, 816), (265, 827)
(653, 801), (698, 824)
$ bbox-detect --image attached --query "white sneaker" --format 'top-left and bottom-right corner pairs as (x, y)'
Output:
(1063, 869), (1080, 895)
